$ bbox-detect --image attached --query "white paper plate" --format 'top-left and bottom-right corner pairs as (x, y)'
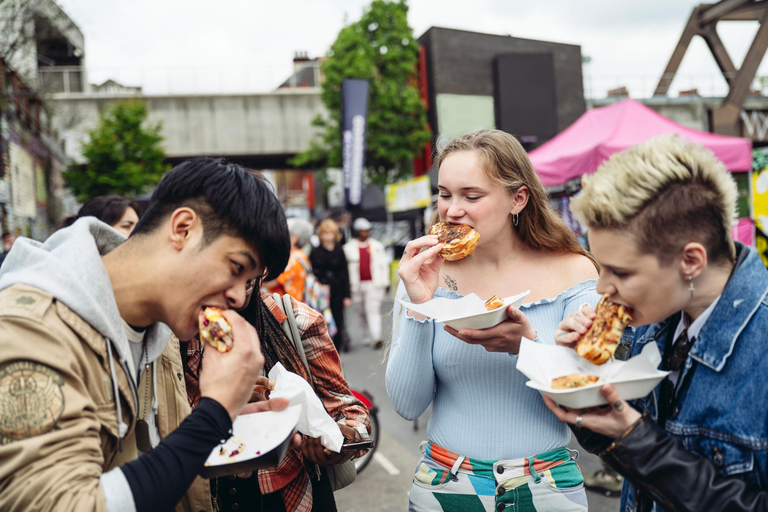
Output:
(201, 404), (301, 478)
(526, 373), (668, 409)
(398, 290), (530, 331)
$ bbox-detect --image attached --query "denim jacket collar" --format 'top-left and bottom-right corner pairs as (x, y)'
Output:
(689, 243), (768, 372)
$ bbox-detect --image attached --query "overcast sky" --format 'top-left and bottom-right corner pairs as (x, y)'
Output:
(55, 0), (768, 98)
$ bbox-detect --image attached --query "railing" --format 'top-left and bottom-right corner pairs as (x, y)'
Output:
(37, 65), (86, 94)
(41, 64), (313, 96)
(584, 73), (768, 100)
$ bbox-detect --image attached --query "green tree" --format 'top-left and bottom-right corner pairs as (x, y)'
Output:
(63, 101), (168, 202)
(292, 0), (431, 189)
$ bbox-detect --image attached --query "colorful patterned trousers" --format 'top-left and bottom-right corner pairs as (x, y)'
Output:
(409, 442), (588, 512)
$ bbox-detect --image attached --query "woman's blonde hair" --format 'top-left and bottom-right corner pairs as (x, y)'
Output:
(571, 134), (737, 264)
(318, 218), (342, 243)
(435, 129), (596, 266)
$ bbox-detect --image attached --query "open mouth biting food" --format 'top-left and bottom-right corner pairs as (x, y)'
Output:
(428, 222), (480, 261)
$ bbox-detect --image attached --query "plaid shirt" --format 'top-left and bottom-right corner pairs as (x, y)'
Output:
(182, 292), (370, 512)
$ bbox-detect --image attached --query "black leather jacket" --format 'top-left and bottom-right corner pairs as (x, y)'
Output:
(575, 416), (768, 512)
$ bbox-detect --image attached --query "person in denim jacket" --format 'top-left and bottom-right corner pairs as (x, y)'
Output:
(545, 134), (768, 512)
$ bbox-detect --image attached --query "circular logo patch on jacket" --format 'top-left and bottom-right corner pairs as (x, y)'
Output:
(0, 361), (65, 443)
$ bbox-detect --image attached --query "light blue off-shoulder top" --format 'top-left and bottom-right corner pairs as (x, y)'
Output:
(386, 279), (600, 460)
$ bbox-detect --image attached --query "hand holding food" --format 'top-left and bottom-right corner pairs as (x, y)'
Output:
(543, 384), (642, 439)
(428, 222), (480, 261)
(554, 303), (595, 347)
(398, 235), (445, 305)
(250, 376), (276, 402)
(576, 295), (632, 365)
(444, 305), (536, 354)
(300, 423), (358, 466)
(199, 310), (265, 421)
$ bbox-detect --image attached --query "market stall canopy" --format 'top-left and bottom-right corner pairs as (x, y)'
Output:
(529, 99), (753, 188)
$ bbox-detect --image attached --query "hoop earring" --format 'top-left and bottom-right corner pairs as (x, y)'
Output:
(513, 213), (519, 227)
(688, 275), (695, 299)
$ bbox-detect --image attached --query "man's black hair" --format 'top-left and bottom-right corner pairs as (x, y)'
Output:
(78, 195), (142, 227)
(132, 157), (290, 281)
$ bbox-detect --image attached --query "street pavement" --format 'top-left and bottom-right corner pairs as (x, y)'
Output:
(334, 294), (620, 512)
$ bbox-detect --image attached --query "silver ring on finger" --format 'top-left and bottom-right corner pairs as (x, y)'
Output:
(575, 414), (583, 429)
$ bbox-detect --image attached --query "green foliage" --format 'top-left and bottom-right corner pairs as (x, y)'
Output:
(63, 101), (169, 202)
(753, 148), (768, 172)
(291, 0), (431, 189)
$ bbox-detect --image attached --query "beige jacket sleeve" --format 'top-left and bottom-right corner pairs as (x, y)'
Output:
(0, 285), (131, 512)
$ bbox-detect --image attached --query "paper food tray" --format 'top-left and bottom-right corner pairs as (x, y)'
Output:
(200, 404), (301, 478)
(398, 290), (530, 330)
(517, 339), (669, 409)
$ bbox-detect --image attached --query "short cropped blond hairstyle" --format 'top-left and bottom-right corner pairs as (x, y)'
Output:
(571, 134), (737, 264)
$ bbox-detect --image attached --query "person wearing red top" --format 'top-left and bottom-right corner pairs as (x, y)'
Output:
(343, 218), (390, 349)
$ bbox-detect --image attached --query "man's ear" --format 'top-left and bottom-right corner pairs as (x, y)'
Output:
(679, 242), (708, 280)
(168, 208), (199, 251)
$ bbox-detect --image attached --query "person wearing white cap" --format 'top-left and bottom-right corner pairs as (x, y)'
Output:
(343, 218), (390, 349)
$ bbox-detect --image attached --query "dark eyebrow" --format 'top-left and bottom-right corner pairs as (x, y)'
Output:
(238, 250), (258, 271)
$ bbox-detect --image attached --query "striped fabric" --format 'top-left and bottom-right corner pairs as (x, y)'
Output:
(409, 442), (588, 512)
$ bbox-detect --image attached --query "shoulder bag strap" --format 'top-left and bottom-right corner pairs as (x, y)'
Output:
(272, 292), (310, 373)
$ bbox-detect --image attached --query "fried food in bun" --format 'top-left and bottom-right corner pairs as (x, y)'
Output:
(576, 295), (633, 365)
(199, 307), (234, 353)
(428, 222), (480, 261)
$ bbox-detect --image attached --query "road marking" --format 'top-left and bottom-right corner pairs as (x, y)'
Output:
(373, 452), (401, 475)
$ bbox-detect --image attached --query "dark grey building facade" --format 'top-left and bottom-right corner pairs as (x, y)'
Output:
(418, 27), (586, 147)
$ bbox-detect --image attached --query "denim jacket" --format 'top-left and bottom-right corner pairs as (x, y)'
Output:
(620, 243), (768, 512)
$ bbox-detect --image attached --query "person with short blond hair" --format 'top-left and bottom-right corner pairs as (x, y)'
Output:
(572, 133), (737, 266)
(549, 135), (768, 512)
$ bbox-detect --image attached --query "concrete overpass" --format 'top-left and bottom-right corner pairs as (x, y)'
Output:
(49, 88), (325, 168)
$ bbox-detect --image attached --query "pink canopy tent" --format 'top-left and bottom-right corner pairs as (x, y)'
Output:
(529, 99), (753, 188)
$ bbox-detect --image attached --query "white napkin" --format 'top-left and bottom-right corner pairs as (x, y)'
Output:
(516, 338), (665, 388)
(267, 363), (344, 453)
